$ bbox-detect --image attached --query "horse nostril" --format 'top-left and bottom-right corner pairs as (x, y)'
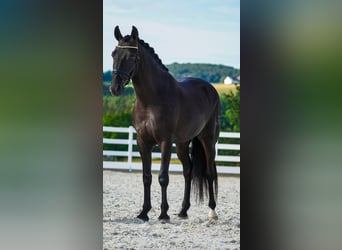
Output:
(115, 84), (121, 93)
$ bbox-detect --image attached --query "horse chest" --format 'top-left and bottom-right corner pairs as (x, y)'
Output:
(133, 107), (170, 138)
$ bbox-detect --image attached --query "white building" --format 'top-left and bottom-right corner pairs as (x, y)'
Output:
(224, 76), (240, 85)
(224, 76), (232, 84)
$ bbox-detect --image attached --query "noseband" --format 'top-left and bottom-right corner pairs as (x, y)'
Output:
(113, 45), (139, 83)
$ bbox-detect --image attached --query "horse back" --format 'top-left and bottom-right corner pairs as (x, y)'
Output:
(177, 77), (220, 110)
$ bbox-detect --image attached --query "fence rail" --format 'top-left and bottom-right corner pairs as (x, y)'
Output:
(103, 126), (240, 174)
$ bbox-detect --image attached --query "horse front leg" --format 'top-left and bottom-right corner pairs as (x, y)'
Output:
(137, 139), (153, 221)
(158, 140), (172, 221)
(176, 141), (192, 218)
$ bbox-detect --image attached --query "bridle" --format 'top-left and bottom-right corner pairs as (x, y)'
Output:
(112, 45), (140, 83)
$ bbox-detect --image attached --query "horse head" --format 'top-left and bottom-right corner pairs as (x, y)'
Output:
(110, 25), (140, 96)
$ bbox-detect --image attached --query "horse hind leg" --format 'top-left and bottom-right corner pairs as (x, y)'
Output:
(207, 162), (218, 220)
(176, 141), (192, 218)
(198, 136), (218, 220)
(206, 157), (218, 220)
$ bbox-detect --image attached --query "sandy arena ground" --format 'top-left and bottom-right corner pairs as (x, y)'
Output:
(103, 170), (240, 249)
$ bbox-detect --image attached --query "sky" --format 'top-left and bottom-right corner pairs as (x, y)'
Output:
(103, 0), (240, 72)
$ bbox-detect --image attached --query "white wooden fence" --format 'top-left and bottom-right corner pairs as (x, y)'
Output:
(103, 126), (240, 174)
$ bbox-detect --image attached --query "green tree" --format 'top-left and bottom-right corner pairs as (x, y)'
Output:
(219, 94), (231, 131)
(223, 85), (240, 132)
(167, 63), (240, 83)
(103, 70), (112, 82)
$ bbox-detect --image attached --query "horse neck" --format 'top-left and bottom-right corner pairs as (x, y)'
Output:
(132, 47), (176, 105)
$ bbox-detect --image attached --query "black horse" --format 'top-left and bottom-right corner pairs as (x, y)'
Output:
(110, 26), (220, 221)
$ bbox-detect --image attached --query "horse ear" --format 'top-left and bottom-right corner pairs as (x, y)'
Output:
(131, 26), (139, 40)
(114, 26), (123, 41)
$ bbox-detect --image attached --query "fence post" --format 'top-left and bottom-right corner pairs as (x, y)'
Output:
(215, 142), (218, 157)
(128, 126), (134, 172)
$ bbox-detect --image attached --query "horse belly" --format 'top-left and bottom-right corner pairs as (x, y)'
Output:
(173, 114), (207, 143)
(172, 81), (218, 142)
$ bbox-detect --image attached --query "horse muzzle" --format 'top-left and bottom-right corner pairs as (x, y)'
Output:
(110, 79), (129, 96)
(110, 83), (122, 96)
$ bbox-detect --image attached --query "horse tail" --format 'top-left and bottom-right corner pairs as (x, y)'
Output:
(191, 137), (208, 202)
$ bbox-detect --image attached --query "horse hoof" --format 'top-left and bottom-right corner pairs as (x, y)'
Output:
(208, 209), (218, 220)
(137, 213), (149, 221)
(158, 213), (170, 221)
(178, 211), (188, 219)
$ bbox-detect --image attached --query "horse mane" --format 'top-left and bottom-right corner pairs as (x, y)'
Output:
(138, 39), (169, 72)
(121, 35), (169, 72)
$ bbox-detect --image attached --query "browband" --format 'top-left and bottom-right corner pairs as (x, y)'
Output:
(116, 45), (138, 49)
